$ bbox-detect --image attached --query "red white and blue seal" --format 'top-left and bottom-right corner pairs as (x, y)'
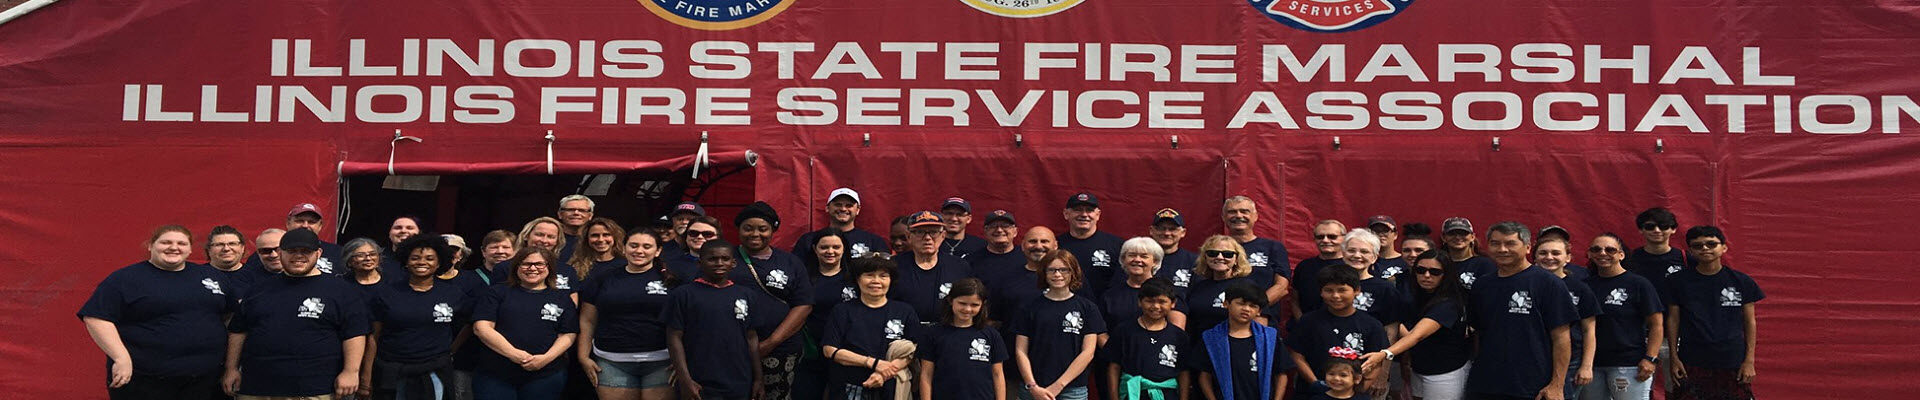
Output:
(1249, 0), (1415, 33)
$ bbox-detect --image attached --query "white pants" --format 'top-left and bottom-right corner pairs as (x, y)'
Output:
(1411, 362), (1470, 400)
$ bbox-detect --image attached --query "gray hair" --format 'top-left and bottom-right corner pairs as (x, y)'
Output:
(1314, 219), (1347, 231)
(1342, 228), (1381, 252)
(1488, 221), (1532, 245)
(1223, 196), (1255, 212)
(559, 194), (595, 211)
(1121, 236), (1166, 263)
(255, 228), (286, 245)
(343, 237), (381, 255)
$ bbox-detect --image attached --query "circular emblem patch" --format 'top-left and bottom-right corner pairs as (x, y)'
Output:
(959, 0), (1085, 18)
(639, 0), (795, 30)
(1249, 0), (1414, 33)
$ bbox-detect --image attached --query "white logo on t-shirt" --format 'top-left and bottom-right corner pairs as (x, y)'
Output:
(733, 299), (750, 321)
(1666, 265), (1684, 276)
(851, 243), (872, 258)
(1380, 266), (1403, 277)
(297, 297), (325, 318)
(1158, 344), (1180, 368)
(1092, 250), (1112, 267)
(540, 303), (563, 321)
(841, 286), (857, 301)
(1342, 332), (1365, 351)
(555, 275), (572, 290)
(1355, 292), (1375, 311)
(1173, 270), (1191, 288)
(1062, 311), (1084, 334)
(1248, 252), (1269, 268)
(884, 319), (905, 340)
(1508, 291), (1534, 314)
(1605, 288), (1629, 306)
(1460, 272), (1478, 289)
(646, 281), (669, 295)
(766, 269), (790, 290)
(1212, 292), (1225, 308)
(202, 278), (224, 295)
(433, 303), (454, 322)
(1570, 291), (1583, 307)
(1249, 347), (1259, 372)
(969, 338), (992, 362)
(938, 283), (953, 299)
(316, 258), (335, 274)
(1719, 287), (1743, 307)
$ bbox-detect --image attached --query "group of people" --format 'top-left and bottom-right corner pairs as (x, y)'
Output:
(81, 189), (1764, 400)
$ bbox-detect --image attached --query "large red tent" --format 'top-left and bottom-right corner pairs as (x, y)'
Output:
(4, 0), (1920, 397)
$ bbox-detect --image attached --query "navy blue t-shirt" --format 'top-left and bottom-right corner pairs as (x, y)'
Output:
(1010, 294), (1107, 388)
(1354, 276), (1404, 327)
(489, 258), (582, 292)
(733, 249), (815, 355)
(792, 227), (892, 270)
(580, 265), (675, 353)
(472, 285), (579, 382)
(1291, 257), (1346, 312)
(229, 273), (372, 397)
(1662, 266), (1764, 369)
(1625, 248), (1694, 304)
(662, 281), (757, 397)
(892, 254), (973, 320)
(1105, 320), (1189, 382)
(944, 235), (990, 260)
(919, 324), (1009, 400)
(806, 270), (855, 336)
(1239, 237), (1292, 290)
(1464, 266), (1577, 398)
(1058, 231), (1125, 295)
(1564, 273), (1604, 363)
(229, 262), (285, 298)
(965, 248), (1037, 327)
(1563, 263), (1591, 282)
(439, 269), (490, 298)
(1185, 277), (1256, 344)
(370, 280), (467, 362)
(587, 258), (626, 277)
(1371, 258), (1410, 284)
(1586, 271), (1663, 367)
(77, 262), (234, 376)
(1452, 256), (1497, 292)
(1162, 250), (1199, 290)
(1286, 309), (1389, 380)
(1191, 335), (1264, 400)
(1100, 282), (1189, 331)
(663, 251), (701, 284)
(821, 299), (922, 385)
(1401, 297), (1471, 375)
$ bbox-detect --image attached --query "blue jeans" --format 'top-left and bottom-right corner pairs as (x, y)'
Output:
(1565, 362), (1586, 400)
(1580, 367), (1653, 400)
(472, 370), (566, 400)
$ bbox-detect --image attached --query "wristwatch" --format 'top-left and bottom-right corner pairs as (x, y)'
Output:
(1643, 355), (1659, 363)
(1382, 349), (1397, 361)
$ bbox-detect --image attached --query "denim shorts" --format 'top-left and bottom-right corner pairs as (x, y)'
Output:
(594, 355), (672, 389)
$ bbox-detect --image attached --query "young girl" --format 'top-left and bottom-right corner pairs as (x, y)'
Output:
(1012, 250), (1106, 400)
(1305, 357), (1370, 400)
(577, 230), (678, 400)
(1105, 278), (1189, 400)
(918, 278), (1008, 400)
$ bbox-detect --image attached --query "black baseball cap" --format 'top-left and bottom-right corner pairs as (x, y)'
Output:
(1066, 192), (1099, 209)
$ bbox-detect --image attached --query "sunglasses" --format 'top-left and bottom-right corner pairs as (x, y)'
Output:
(256, 247), (279, 254)
(1400, 247), (1428, 254)
(1314, 234), (1342, 240)
(1640, 223), (1677, 231)
(1413, 267), (1445, 276)
(685, 230), (718, 239)
(1688, 241), (1722, 250)
(1203, 250), (1238, 258)
(1588, 246), (1622, 254)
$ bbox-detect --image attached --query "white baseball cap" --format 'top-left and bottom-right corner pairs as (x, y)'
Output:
(829, 187), (861, 203)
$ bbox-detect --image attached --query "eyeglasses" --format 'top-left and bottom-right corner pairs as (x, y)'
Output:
(1314, 234), (1341, 240)
(1044, 268), (1074, 275)
(1588, 246), (1622, 254)
(1640, 223), (1677, 231)
(1369, 227), (1394, 234)
(520, 261), (549, 268)
(909, 230), (942, 238)
(349, 252), (379, 260)
(986, 223), (1016, 230)
(1203, 250), (1238, 258)
(685, 230), (718, 239)
(1413, 267), (1445, 276)
(560, 207), (591, 214)
(256, 247), (279, 254)
(1688, 241), (1722, 250)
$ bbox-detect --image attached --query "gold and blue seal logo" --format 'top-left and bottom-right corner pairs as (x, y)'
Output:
(639, 0), (795, 30)
(958, 0), (1085, 18)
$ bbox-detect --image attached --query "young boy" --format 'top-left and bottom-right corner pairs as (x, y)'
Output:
(1288, 266), (1389, 397)
(1192, 282), (1289, 400)
(1107, 278), (1190, 400)
(664, 240), (764, 400)
(1664, 226), (1763, 400)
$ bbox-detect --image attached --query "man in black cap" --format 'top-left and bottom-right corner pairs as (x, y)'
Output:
(791, 188), (892, 269)
(939, 196), (989, 259)
(892, 211), (972, 319)
(1147, 208), (1197, 289)
(964, 210), (1029, 322)
(248, 203), (345, 276)
(1224, 196), (1292, 311)
(224, 227), (370, 399)
(1057, 191), (1125, 296)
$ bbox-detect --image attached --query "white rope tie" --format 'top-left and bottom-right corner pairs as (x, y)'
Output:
(544, 130), (556, 175)
(388, 129), (422, 175)
(691, 131), (711, 178)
